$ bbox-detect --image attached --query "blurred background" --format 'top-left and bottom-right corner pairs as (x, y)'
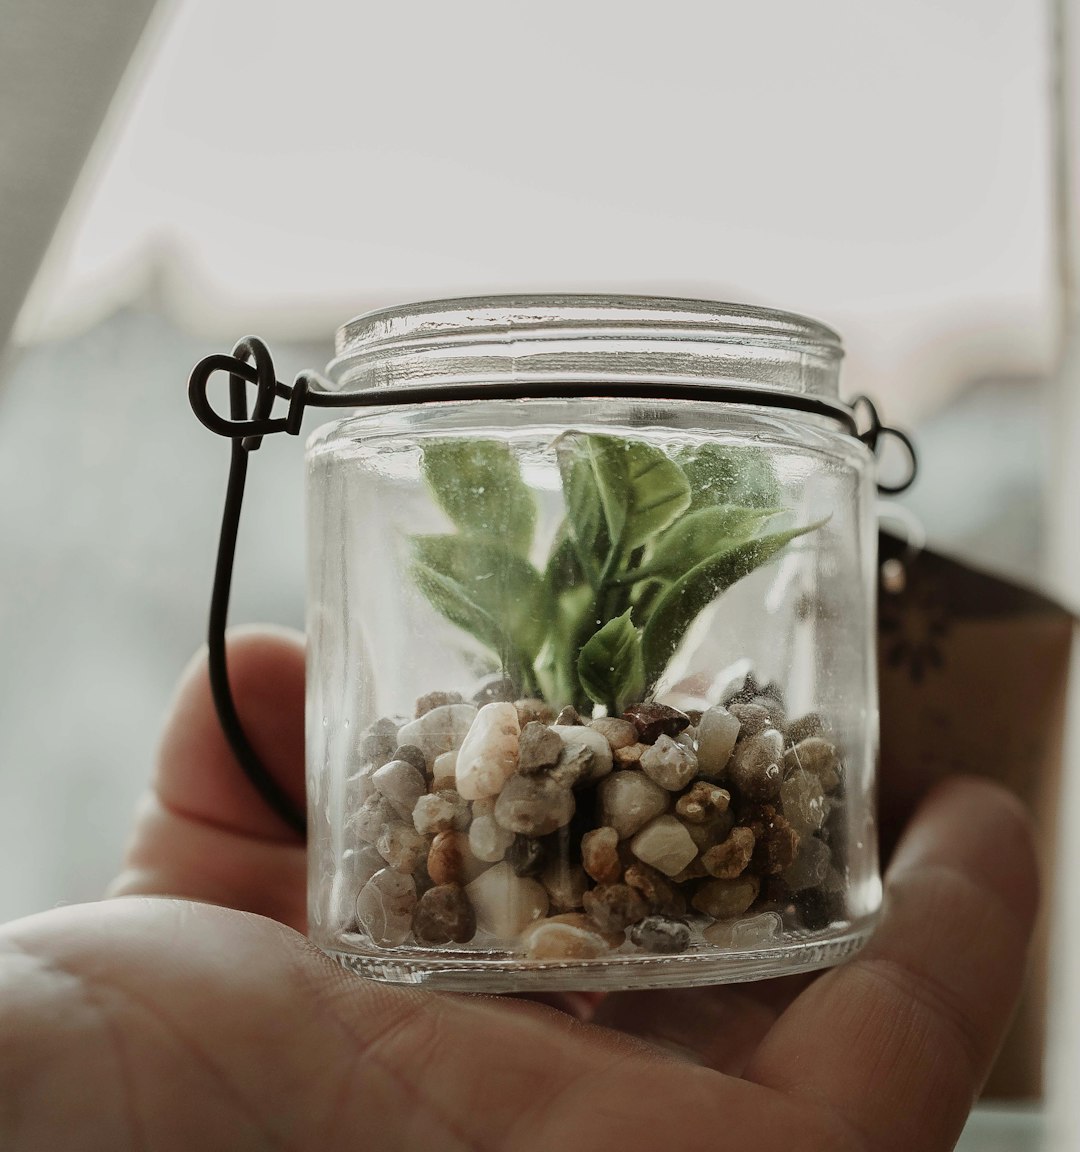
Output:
(1, 1), (1076, 1146)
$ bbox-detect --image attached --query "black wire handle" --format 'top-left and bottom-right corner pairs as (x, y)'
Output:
(189, 337), (918, 837)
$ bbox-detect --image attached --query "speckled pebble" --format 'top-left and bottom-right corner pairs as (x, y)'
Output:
(728, 702), (771, 740)
(495, 773), (575, 836)
(727, 728), (785, 801)
(639, 734), (698, 791)
(786, 712), (825, 744)
(675, 781), (731, 823)
(701, 826), (756, 879)
(628, 916), (691, 954)
(455, 702), (521, 800)
(780, 769), (827, 833)
(411, 883), (476, 944)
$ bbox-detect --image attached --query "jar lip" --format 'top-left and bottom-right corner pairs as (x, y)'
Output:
(326, 293), (844, 399)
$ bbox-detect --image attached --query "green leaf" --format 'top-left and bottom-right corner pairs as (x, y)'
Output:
(586, 435), (692, 553)
(421, 440), (536, 556)
(641, 520), (826, 685)
(577, 610), (646, 714)
(410, 535), (546, 683)
(625, 505), (781, 584)
(555, 438), (607, 587)
(675, 444), (782, 511)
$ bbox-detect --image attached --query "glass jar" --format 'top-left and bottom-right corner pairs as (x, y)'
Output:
(304, 295), (880, 991)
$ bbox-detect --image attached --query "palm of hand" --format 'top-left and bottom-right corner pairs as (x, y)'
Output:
(1, 632), (1037, 1152)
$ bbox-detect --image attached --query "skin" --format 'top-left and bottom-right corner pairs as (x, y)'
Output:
(0, 629), (1038, 1151)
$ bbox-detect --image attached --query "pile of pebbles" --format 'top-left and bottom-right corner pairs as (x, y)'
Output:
(341, 676), (847, 960)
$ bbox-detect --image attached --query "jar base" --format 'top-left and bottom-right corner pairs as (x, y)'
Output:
(322, 915), (878, 993)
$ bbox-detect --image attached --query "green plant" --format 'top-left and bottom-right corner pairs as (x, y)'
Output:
(410, 434), (822, 714)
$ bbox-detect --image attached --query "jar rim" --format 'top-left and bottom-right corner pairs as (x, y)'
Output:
(326, 293), (844, 399)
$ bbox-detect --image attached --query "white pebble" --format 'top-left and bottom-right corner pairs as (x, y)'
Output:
(519, 919), (613, 961)
(598, 771), (670, 839)
(412, 790), (470, 836)
(355, 868), (417, 946)
(372, 759), (427, 821)
(639, 734), (698, 791)
(629, 814), (699, 877)
(696, 706), (741, 778)
(466, 861), (549, 939)
(455, 702), (521, 800)
(397, 704), (478, 767)
(347, 794), (396, 845)
(328, 845), (385, 933)
(703, 911), (783, 948)
(432, 751), (458, 790)
(469, 814), (515, 862)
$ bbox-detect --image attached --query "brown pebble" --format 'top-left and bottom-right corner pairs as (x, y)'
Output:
(750, 812), (801, 875)
(583, 884), (649, 933)
(542, 912), (624, 948)
(517, 722), (564, 773)
(495, 774), (576, 836)
(683, 810), (735, 854)
(701, 826), (756, 879)
(784, 737), (842, 793)
(728, 728), (785, 802)
(622, 702), (691, 744)
(786, 712), (826, 744)
(613, 742), (649, 766)
(414, 691), (463, 718)
(472, 676), (519, 705)
(675, 781), (731, 823)
(427, 830), (487, 886)
(588, 717), (640, 750)
(390, 744), (429, 775)
(749, 695), (787, 731)
(555, 705), (584, 726)
(412, 883), (476, 944)
(692, 875), (761, 919)
(729, 702), (771, 740)
(623, 862), (687, 917)
(516, 698), (557, 726)
(581, 826), (622, 885)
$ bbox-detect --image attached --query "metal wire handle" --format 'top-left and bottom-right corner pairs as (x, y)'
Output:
(189, 336), (918, 837)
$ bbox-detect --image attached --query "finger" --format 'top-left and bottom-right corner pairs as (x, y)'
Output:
(154, 625), (306, 843)
(742, 777), (1039, 1152)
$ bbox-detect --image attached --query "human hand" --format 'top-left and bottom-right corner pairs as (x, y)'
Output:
(1, 629), (1038, 1151)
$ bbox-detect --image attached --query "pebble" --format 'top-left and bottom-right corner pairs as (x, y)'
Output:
(455, 702), (521, 800)
(411, 883), (476, 944)
(727, 728), (785, 801)
(358, 717), (401, 768)
(691, 875), (761, 919)
(376, 821), (429, 874)
(466, 862), (549, 938)
(550, 725), (613, 784)
(427, 830), (489, 885)
(328, 844), (385, 932)
(749, 695), (787, 731)
(414, 690), (464, 718)
(516, 698), (557, 726)
(781, 835), (831, 892)
(581, 826), (622, 885)
(372, 759), (428, 821)
(390, 744), (429, 776)
(629, 815), (699, 877)
(784, 737), (842, 793)
(683, 810), (735, 853)
(613, 742), (648, 767)
(701, 826), (756, 879)
(623, 863), (687, 917)
(506, 834), (547, 877)
(472, 675), (519, 705)
(639, 735), (698, 791)
(517, 722), (564, 772)
(796, 883), (846, 930)
(583, 883), (649, 933)
(750, 812), (800, 875)
(541, 857), (591, 912)
(348, 794), (397, 845)
(412, 790), (471, 836)
(468, 815), (516, 863)
(703, 910), (783, 948)
(344, 763), (378, 807)
(598, 771), (670, 839)
(786, 712), (825, 744)
(519, 915), (616, 960)
(675, 781), (731, 823)
(431, 751), (458, 791)
(547, 741), (594, 789)
(780, 769), (827, 833)
(628, 916), (692, 954)
(695, 706), (741, 778)
(622, 702), (691, 744)
(355, 868), (417, 947)
(588, 717), (640, 750)
(729, 702), (772, 740)
(397, 703), (477, 767)
(494, 774), (575, 836)
(555, 705), (583, 725)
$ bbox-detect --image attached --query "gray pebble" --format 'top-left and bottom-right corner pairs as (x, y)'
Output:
(629, 916), (692, 954)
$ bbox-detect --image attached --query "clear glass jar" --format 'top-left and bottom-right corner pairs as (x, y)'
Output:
(305, 295), (880, 991)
